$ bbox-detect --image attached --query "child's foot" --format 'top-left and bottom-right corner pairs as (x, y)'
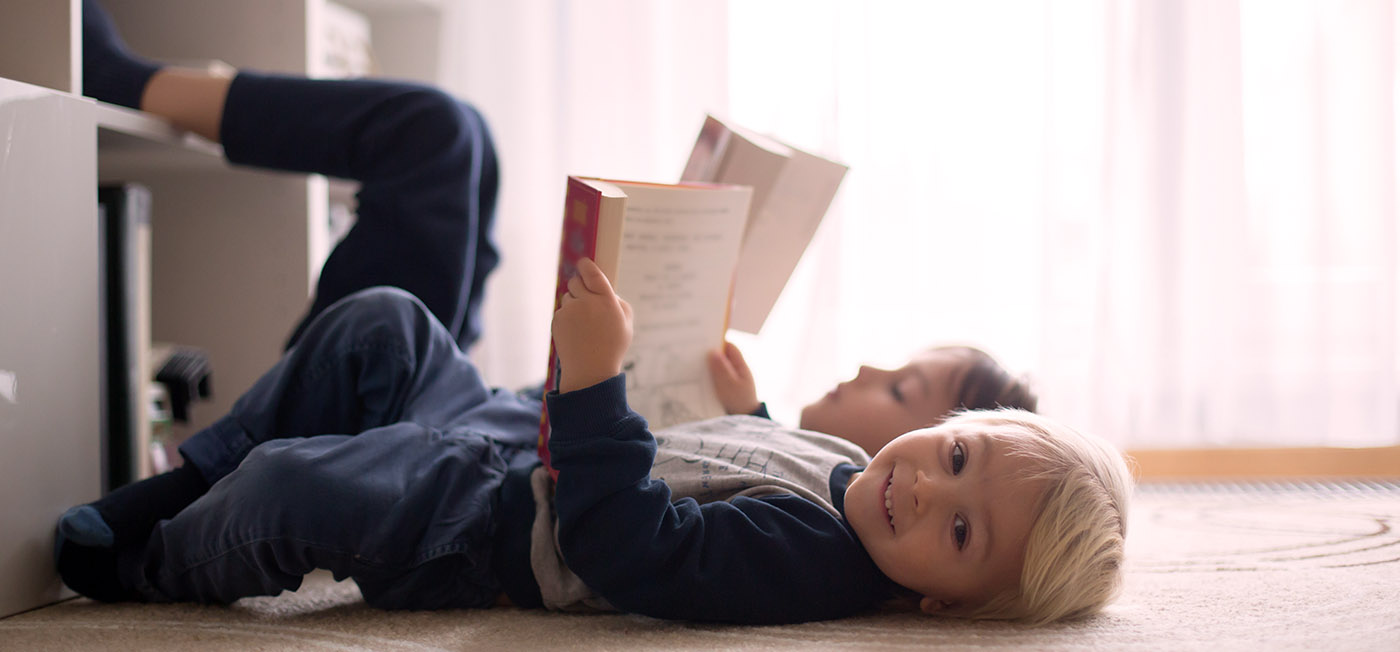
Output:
(81, 0), (163, 109)
(53, 535), (135, 602)
(53, 464), (208, 600)
(58, 463), (209, 548)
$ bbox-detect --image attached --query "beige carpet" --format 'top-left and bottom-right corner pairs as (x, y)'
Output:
(3, 481), (1399, 651)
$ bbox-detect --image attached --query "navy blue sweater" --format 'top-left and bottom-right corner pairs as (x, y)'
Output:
(517, 374), (896, 624)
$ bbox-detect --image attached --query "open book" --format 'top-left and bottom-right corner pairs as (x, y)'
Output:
(538, 176), (753, 470)
(680, 115), (848, 333)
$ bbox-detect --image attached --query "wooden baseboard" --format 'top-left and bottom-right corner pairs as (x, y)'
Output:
(1126, 446), (1400, 480)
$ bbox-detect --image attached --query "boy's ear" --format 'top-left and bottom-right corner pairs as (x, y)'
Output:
(919, 596), (958, 615)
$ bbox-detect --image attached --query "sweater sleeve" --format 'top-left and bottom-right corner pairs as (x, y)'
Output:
(545, 375), (891, 624)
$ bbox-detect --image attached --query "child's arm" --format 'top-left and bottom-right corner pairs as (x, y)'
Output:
(548, 273), (887, 622)
(707, 340), (761, 415)
(546, 380), (887, 623)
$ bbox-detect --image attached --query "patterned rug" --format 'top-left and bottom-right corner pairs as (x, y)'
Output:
(2, 481), (1398, 651)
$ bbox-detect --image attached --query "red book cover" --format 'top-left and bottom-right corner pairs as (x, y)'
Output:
(537, 177), (605, 474)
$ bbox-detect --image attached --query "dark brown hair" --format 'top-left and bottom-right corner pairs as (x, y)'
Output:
(942, 346), (1038, 413)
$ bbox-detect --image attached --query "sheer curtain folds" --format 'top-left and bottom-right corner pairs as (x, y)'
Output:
(1040, 0), (1396, 447)
(446, 0), (1397, 448)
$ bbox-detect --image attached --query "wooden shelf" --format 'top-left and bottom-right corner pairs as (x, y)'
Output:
(1128, 445), (1400, 480)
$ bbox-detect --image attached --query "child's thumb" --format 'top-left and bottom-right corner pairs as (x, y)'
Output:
(577, 258), (614, 295)
(723, 341), (752, 378)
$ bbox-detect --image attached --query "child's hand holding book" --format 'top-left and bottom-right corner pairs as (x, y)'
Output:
(551, 258), (634, 393)
(707, 341), (761, 415)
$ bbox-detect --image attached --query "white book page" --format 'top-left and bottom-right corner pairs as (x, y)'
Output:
(679, 115), (848, 334)
(728, 148), (848, 333)
(611, 182), (752, 429)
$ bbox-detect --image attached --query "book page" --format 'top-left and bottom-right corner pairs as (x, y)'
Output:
(727, 148), (848, 333)
(611, 182), (752, 430)
(679, 117), (730, 182)
(680, 115), (848, 333)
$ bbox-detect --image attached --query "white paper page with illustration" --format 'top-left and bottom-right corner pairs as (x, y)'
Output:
(609, 181), (752, 429)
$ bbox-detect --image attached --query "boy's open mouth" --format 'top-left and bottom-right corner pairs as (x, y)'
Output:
(883, 472), (895, 532)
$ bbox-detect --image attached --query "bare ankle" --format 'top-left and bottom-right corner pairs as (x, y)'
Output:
(140, 66), (237, 143)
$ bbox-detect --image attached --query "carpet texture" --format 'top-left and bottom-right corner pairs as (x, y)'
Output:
(3, 481), (1398, 651)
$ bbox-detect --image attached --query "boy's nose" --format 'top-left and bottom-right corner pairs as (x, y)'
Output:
(911, 469), (944, 515)
(856, 365), (887, 381)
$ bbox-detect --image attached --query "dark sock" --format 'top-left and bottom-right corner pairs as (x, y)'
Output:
(55, 541), (136, 602)
(102, 463), (209, 546)
(58, 463), (209, 550)
(54, 464), (208, 602)
(81, 0), (163, 109)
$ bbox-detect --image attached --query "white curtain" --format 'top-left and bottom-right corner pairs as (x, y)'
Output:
(439, 0), (730, 392)
(444, 0), (1398, 449)
(1037, 0), (1397, 447)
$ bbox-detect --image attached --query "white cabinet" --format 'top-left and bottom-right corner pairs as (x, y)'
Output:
(0, 78), (102, 618)
(0, 0), (446, 617)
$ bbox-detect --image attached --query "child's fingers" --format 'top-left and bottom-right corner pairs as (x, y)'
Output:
(566, 272), (586, 299)
(576, 257), (616, 296)
(722, 341), (753, 380)
(708, 348), (735, 381)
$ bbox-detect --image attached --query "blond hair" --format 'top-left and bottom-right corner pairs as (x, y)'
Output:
(945, 409), (1134, 625)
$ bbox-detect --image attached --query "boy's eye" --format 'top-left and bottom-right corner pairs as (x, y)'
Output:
(953, 514), (969, 549)
(951, 442), (966, 474)
(891, 384), (904, 403)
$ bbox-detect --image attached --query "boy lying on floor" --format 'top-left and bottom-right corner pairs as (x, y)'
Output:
(57, 258), (1132, 625)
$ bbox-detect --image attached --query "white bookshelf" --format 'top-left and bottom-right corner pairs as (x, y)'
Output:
(0, 76), (101, 620)
(97, 103), (225, 170)
(0, 0), (447, 617)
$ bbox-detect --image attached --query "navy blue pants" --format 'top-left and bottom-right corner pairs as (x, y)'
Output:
(124, 74), (536, 608)
(221, 72), (500, 350)
(130, 287), (541, 608)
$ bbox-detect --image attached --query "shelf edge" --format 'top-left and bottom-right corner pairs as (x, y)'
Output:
(94, 101), (223, 160)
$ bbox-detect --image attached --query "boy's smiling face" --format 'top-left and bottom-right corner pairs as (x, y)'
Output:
(844, 424), (1048, 613)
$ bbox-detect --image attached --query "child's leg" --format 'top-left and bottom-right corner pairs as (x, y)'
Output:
(81, 0), (161, 110)
(219, 74), (501, 351)
(83, 0), (501, 350)
(139, 66), (232, 142)
(175, 287), (505, 483)
(128, 423), (518, 609)
(56, 288), (537, 600)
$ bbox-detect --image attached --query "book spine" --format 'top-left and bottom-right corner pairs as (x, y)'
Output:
(538, 177), (603, 474)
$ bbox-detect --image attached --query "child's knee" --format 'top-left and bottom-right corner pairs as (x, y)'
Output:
(315, 286), (431, 341)
(337, 286), (424, 317)
(383, 86), (488, 168)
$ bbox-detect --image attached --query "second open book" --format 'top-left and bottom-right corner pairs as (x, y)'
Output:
(537, 117), (846, 470)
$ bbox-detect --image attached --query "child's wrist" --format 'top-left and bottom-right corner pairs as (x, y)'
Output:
(728, 401), (761, 415)
(545, 374), (633, 440)
(560, 365), (620, 393)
